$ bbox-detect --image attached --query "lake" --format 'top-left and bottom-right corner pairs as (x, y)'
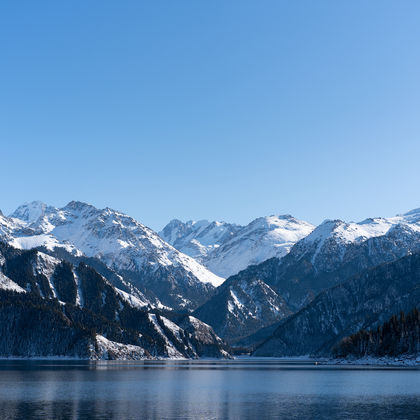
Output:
(0, 358), (419, 419)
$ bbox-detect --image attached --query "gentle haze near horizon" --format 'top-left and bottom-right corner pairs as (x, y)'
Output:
(1, 1), (420, 230)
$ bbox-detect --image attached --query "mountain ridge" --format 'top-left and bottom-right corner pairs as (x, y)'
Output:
(161, 214), (314, 278)
(3, 201), (224, 311)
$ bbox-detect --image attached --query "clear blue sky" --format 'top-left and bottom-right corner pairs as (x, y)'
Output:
(1, 1), (420, 230)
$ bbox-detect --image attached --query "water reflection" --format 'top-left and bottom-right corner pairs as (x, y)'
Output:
(0, 360), (418, 419)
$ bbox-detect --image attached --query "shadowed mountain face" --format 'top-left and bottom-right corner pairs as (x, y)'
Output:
(333, 308), (420, 359)
(253, 253), (420, 357)
(193, 275), (291, 343)
(0, 242), (231, 359)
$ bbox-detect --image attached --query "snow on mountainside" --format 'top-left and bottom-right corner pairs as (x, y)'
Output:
(193, 276), (292, 343)
(7, 201), (222, 285)
(160, 219), (241, 259)
(292, 208), (420, 272)
(0, 212), (25, 242)
(161, 215), (314, 279)
(191, 207), (420, 345)
(1, 201), (223, 310)
(202, 215), (314, 278)
(253, 253), (420, 357)
(0, 272), (26, 293)
(228, 207), (420, 314)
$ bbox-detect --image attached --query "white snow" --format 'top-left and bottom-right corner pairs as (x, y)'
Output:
(161, 214), (315, 278)
(161, 317), (183, 341)
(32, 252), (61, 297)
(73, 271), (84, 307)
(115, 288), (149, 309)
(6, 201), (420, 290)
(228, 290), (244, 312)
(3, 201), (222, 287)
(301, 210), (420, 265)
(148, 314), (184, 358)
(0, 272), (26, 293)
(10, 201), (49, 224)
(204, 215), (315, 278)
(10, 234), (81, 255)
(95, 335), (147, 360)
(160, 219), (240, 259)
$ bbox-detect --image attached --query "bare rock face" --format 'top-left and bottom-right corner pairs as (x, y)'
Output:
(177, 315), (231, 358)
(193, 276), (291, 344)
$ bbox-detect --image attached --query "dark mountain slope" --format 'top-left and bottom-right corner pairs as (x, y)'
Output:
(0, 242), (231, 359)
(193, 274), (291, 343)
(253, 253), (420, 357)
(333, 308), (420, 359)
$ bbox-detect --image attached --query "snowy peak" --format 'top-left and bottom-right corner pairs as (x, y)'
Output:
(402, 207), (420, 224)
(4, 201), (223, 310)
(202, 214), (314, 278)
(278, 207), (420, 284)
(10, 201), (55, 224)
(160, 218), (241, 260)
(299, 209), (420, 253)
(159, 219), (188, 245)
(243, 214), (314, 242)
(39, 204), (223, 288)
(161, 214), (314, 279)
(63, 200), (96, 212)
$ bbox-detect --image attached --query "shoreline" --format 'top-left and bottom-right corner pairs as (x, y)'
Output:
(325, 355), (420, 367)
(0, 355), (419, 366)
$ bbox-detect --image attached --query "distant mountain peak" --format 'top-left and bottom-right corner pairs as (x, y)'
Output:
(63, 200), (97, 212)
(403, 207), (420, 216)
(10, 201), (54, 224)
(161, 213), (314, 278)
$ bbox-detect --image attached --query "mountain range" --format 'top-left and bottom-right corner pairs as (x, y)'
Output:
(2, 201), (222, 311)
(1, 200), (420, 360)
(160, 215), (314, 278)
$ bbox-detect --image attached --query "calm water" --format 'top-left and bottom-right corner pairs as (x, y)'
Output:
(0, 359), (419, 419)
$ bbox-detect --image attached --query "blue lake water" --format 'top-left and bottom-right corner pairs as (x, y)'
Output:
(0, 358), (419, 419)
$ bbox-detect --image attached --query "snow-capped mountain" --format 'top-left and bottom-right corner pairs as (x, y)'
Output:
(161, 215), (315, 278)
(160, 219), (241, 260)
(3, 201), (223, 310)
(192, 207), (420, 345)
(203, 215), (315, 278)
(0, 211), (25, 243)
(229, 208), (420, 312)
(292, 209), (420, 270)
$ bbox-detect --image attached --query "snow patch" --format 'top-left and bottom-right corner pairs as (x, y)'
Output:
(95, 335), (147, 360)
(0, 272), (26, 293)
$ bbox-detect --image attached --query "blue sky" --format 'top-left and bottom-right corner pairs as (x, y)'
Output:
(1, 1), (420, 230)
